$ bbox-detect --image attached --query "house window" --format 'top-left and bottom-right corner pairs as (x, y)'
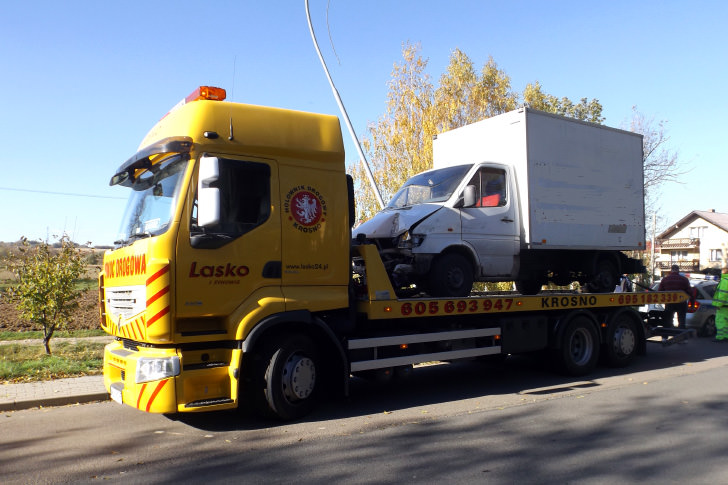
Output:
(671, 250), (688, 261)
(710, 249), (723, 262)
(689, 226), (707, 238)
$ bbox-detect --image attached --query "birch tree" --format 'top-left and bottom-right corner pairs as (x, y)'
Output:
(352, 43), (603, 223)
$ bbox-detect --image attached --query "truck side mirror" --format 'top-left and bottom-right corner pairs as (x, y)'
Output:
(461, 185), (477, 208)
(198, 156), (221, 228)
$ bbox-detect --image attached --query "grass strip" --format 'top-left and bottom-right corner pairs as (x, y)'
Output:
(0, 340), (104, 383)
(0, 329), (106, 341)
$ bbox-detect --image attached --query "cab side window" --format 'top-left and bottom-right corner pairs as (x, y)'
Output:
(217, 160), (271, 233)
(191, 158), (271, 248)
(467, 167), (507, 207)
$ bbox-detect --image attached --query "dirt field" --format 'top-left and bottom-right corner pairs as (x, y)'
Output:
(0, 289), (100, 332)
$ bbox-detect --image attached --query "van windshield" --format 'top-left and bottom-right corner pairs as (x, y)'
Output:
(386, 164), (472, 208)
(114, 156), (188, 246)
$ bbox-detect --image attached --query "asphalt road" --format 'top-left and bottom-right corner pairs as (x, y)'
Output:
(3, 337), (727, 484)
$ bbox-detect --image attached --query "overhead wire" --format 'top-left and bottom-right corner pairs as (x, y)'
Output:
(0, 186), (126, 200)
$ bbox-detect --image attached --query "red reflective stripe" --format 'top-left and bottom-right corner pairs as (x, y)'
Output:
(146, 306), (170, 328)
(146, 265), (169, 286)
(146, 380), (169, 412)
(147, 286), (169, 307)
(137, 383), (147, 409)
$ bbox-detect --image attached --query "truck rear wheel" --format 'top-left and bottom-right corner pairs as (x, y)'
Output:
(428, 253), (473, 297)
(554, 315), (599, 376)
(603, 310), (639, 367)
(255, 334), (320, 420)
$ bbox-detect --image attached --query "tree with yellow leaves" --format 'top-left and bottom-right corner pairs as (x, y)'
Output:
(352, 43), (603, 224)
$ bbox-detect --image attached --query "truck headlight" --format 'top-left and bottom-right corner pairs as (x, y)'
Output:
(398, 231), (425, 249)
(135, 356), (180, 383)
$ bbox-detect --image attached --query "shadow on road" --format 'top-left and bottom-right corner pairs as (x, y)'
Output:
(169, 335), (726, 431)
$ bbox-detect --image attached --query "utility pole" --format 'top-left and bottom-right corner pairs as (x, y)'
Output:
(304, 0), (384, 210)
(651, 212), (656, 283)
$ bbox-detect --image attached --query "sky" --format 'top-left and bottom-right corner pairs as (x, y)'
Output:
(1, 0), (726, 246)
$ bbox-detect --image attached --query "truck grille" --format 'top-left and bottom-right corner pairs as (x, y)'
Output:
(105, 285), (146, 319)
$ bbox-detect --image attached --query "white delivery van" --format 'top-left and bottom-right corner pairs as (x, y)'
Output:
(355, 107), (645, 297)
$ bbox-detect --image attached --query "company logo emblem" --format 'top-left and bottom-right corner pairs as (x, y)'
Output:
(292, 191), (321, 226)
(284, 186), (327, 233)
(189, 262), (249, 286)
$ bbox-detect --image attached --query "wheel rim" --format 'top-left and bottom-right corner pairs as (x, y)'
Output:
(612, 324), (636, 356)
(705, 317), (716, 337)
(281, 353), (316, 402)
(569, 328), (594, 365)
(446, 266), (465, 290)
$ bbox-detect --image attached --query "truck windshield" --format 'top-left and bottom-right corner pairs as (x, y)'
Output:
(386, 164), (472, 208)
(114, 156), (188, 246)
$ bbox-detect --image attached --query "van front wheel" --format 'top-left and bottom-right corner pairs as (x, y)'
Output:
(428, 253), (473, 297)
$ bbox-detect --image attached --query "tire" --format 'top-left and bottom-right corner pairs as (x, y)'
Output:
(515, 279), (543, 295)
(554, 315), (600, 376)
(603, 310), (639, 367)
(700, 316), (717, 338)
(428, 253), (474, 297)
(254, 334), (320, 420)
(586, 257), (619, 293)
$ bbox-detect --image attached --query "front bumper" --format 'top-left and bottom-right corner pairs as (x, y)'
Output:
(103, 340), (241, 413)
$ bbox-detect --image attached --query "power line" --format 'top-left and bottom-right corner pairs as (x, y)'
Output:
(0, 186), (126, 200)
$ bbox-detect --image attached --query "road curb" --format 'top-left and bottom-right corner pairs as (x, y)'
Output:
(0, 392), (109, 412)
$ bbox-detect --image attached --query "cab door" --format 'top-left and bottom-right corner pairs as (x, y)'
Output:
(176, 155), (281, 319)
(460, 165), (518, 277)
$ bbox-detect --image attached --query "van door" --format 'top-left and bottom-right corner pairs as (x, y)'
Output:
(460, 165), (518, 277)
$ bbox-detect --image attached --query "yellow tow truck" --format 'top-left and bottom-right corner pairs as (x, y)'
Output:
(100, 87), (689, 420)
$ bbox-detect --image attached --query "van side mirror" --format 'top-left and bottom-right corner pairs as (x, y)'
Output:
(461, 185), (477, 208)
(198, 156), (221, 228)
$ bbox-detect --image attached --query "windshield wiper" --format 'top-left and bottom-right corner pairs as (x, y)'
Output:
(128, 232), (152, 241)
(112, 231), (152, 248)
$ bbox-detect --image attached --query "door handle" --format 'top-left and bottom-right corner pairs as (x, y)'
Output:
(501, 217), (514, 223)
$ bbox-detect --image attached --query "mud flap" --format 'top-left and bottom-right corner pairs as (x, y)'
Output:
(647, 326), (696, 346)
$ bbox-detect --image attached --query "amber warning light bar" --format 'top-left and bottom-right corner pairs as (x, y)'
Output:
(164, 86), (227, 118)
(185, 86), (226, 103)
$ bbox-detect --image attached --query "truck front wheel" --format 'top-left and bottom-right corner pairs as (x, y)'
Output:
(554, 316), (599, 376)
(428, 253), (474, 297)
(255, 334), (321, 420)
